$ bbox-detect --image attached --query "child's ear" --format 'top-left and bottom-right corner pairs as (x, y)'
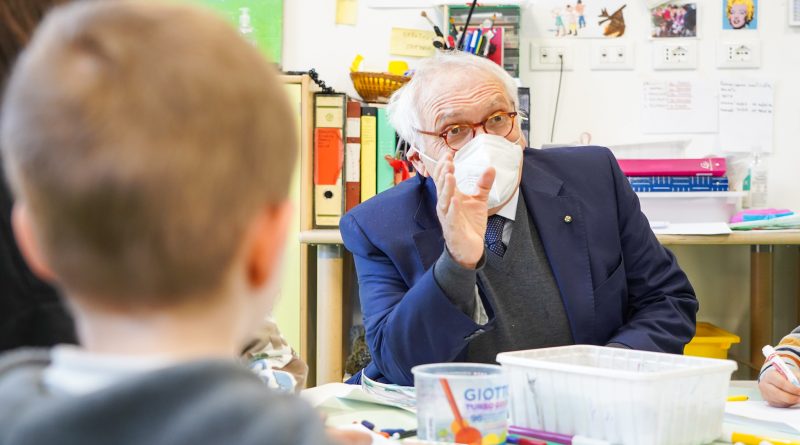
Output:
(246, 201), (293, 289)
(12, 203), (57, 283)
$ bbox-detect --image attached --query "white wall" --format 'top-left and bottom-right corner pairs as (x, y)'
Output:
(520, 0), (800, 210)
(283, 1), (445, 94)
(284, 0), (799, 208)
(282, 0), (800, 373)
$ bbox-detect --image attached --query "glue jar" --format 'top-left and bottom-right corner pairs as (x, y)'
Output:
(412, 363), (509, 445)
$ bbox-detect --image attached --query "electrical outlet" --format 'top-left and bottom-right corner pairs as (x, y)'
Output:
(717, 41), (760, 69)
(652, 41), (697, 70)
(530, 41), (573, 71)
(590, 41), (635, 70)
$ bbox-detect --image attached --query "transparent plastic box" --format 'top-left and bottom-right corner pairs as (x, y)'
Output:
(496, 345), (737, 445)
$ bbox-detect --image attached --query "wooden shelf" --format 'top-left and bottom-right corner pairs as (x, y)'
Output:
(299, 229), (344, 245)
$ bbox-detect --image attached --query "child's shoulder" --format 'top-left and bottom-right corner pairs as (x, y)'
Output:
(0, 357), (334, 445)
(110, 361), (333, 444)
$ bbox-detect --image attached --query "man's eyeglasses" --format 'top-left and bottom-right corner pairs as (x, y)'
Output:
(416, 111), (518, 151)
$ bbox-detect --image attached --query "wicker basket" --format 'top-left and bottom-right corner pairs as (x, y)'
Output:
(350, 71), (410, 104)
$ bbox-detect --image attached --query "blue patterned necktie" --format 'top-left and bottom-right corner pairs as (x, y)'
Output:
(485, 215), (507, 257)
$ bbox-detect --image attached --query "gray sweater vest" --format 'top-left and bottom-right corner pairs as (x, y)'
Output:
(467, 196), (574, 363)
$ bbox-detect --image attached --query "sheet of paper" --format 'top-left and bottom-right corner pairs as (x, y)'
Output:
(718, 79), (774, 153)
(725, 401), (800, 435)
(314, 128), (343, 185)
(390, 28), (436, 57)
(641, 80), (718, 134)
(336, 0), (358, 25)
(301, 382), (416, 412)
(302, 382), (356, 407)
(651, 222), (732, 235)
(361, 374), (416, 411)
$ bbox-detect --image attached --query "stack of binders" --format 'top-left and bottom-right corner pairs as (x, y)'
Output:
(619, 158), (729, 193)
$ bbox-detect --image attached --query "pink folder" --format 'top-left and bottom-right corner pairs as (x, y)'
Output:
(618, 158), (727, 177)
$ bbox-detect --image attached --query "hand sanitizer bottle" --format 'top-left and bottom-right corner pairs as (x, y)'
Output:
(749, 153), (769, 209)
(238, 7), (256, 47)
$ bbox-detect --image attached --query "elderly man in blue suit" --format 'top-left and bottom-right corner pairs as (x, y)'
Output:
(341, 52), (697, 386)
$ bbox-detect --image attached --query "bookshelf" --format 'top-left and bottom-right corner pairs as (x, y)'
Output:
(276, 75), (319, 385)
(279, 75), (352, 387)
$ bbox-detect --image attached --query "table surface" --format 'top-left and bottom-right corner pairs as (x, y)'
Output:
(300, 229), (800, 246)
(303, 381), (799, 445)
(657, 230), (800, 245)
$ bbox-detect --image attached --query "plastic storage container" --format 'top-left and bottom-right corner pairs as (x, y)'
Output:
(684, 322), (741, 360)
(496, 345), (737, 445)
(412, 363), (509, 445)
(637, 191), (746, 224)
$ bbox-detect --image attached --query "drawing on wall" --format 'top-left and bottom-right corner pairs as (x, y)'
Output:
(723, 0), (757, 30)
(598, 4), (627, 37)
(541, 0), (627, 38)
(650, 2), (698, 38)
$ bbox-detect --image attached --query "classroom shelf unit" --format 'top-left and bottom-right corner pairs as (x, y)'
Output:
(276, 75), (319, 386)
(279, 75), (358, 388)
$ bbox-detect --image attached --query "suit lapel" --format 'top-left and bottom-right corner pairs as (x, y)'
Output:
(520, 155), (596, 344)
(412, 176), (444, 271)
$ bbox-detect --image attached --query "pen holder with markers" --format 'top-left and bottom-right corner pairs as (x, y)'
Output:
(412, 363), (509, 445)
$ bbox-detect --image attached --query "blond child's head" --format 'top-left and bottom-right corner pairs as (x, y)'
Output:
(1, 0), (296, 344)
(727, 0), (754, 29)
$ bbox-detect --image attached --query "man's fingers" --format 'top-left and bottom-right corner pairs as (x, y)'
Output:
(438, 173), (456, 216)
(473, 166), (497, 200)
(432, 152), (453, 185)
(449, 196), (461, 223)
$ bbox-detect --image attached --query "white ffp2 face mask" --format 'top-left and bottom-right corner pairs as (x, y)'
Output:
(419, 133), (523, 209)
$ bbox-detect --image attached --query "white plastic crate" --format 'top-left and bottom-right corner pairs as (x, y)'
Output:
(637, 192), (745, 224)
(496, 345), (737, 445)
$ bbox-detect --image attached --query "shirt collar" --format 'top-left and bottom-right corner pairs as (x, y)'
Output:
(494, 188), (520, 221)
(43, 345), (174, 396)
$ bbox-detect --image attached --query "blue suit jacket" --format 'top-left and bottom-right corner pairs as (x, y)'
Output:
(340, 146), (698, 386)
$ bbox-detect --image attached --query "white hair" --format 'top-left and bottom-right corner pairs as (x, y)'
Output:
(387, 51), (519, 150)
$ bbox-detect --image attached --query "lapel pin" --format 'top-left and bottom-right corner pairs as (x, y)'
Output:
(564, 215), (573, 224)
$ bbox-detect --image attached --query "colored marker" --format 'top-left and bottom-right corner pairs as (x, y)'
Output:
(727, 395), (749, 402)
(763, 345), (800, 387)
(381, 429), (405, 436)
(509, 426), (611, 445)
(723, 425), (800, 445)
(400, 441), (459, 445)
(398, 429), (418, 439)
(507, 435), (547, 445)
(469, 29), (481, 54)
